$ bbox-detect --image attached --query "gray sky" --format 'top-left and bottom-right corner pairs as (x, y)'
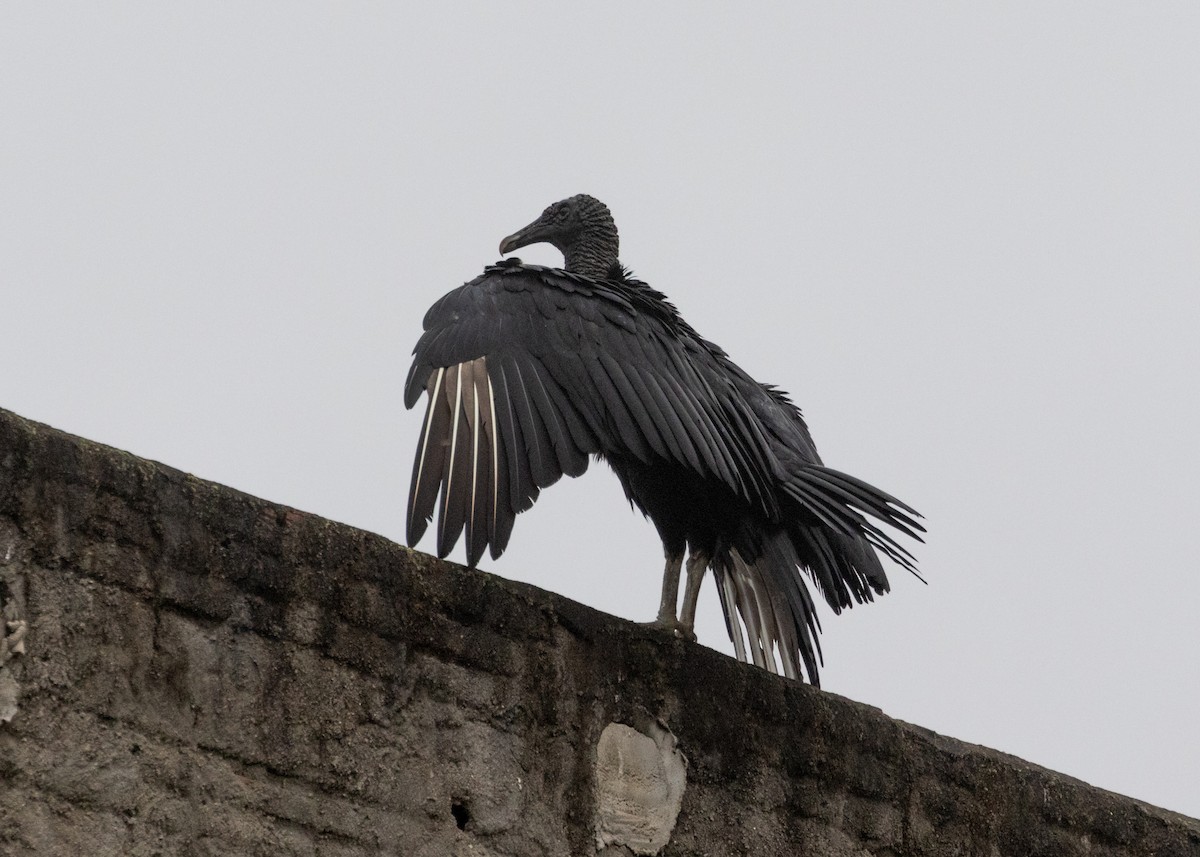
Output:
(3, 4), (1198, 818)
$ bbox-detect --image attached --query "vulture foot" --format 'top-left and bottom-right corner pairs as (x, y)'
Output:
(642, 617), (697, 643)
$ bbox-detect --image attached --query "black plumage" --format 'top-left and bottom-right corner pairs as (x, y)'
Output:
(405, 194), (923, 684)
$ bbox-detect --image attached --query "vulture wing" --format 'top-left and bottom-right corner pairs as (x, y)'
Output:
(404, 261), (782, 566)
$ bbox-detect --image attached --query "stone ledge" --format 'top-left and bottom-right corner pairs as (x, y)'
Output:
(1, 406), (1197, 856)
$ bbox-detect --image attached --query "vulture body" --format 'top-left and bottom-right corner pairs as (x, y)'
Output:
(405, 195), (922, 685)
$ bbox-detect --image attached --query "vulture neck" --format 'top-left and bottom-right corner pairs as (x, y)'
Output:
(564, 246), (617, 279)
(562, 220), (620, 280)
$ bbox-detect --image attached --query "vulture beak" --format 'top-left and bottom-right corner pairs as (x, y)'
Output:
(498, 216), (550, 256)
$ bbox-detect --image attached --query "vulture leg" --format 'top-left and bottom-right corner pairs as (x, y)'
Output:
(655, 552), (684, 626)
(678, 551), (709, 636)
(646, 552), (702, 642)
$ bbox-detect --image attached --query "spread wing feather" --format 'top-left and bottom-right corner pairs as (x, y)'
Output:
(503, 355), (564, 488)
(489, 357), (535, 514)
(630, 366), (704, 475)
(407, 367), (448, 546)
(597, 352), (672, 461)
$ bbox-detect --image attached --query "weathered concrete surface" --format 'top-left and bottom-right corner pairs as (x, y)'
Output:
(0, 404), (1197, 857)
(594, 720), (687, 854)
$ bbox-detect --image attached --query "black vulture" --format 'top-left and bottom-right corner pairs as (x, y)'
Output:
(404, 194), (923, 685)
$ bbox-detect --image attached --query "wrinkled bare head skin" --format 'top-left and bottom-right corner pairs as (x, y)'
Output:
(498, 194), (620, 278)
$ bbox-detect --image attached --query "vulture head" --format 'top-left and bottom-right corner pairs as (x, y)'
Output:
(499, 194), (620, 279)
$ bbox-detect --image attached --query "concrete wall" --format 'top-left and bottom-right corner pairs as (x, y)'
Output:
(1, 405), (1197, 857)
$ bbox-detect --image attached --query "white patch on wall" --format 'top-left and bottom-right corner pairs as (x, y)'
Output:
(594, 719), (688, 855)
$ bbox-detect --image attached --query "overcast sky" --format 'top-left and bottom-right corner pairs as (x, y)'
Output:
(3, 4), (1198, 819)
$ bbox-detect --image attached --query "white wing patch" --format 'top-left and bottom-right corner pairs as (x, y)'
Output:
(407, 357), (507, 567)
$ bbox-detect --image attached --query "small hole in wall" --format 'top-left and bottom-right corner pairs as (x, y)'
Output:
(451, 799), (471, 831)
